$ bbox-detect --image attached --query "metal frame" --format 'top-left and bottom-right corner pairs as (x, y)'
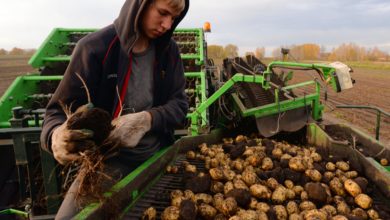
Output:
(29, 28), (97, 68)
(336, 105), (390, 141)
(187, 73), (324, 136)
(0, 75), (62, 128)
(174, 28), (205, 65)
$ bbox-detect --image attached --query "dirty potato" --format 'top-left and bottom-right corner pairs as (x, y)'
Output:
(344, 179), (362, 197)
(273, 205), (288, 220)
(305, 169), (322, 182)
(272, 186), (287, 204)
(250, 184), (272, 199)
(336, 161), (350, 172)
(161, 206), (180, 220)
(198, 203), (217, 219)
(354, 194), (373, 209)
(141, 207), (157, 220)
(289, 156), (306, 172)
(286, 201), (299, 215)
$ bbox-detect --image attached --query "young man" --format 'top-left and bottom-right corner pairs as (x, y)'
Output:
(40, 0), (189, 218)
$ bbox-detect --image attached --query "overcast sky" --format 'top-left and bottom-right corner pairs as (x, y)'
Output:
(1, 0), (390, 55)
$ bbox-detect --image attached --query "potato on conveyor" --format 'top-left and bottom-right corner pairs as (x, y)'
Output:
(354, 193), (373, 209)
(179, 200), (197, 220)
(344, 179), (362, 197)
(198, 203), (217, 219)
(225, 189), (251, 208)
(250, 184), (272, 199)
(145, 136), (387, 220)
(141, 207), (156, 220)
(161, 206), (180, 220)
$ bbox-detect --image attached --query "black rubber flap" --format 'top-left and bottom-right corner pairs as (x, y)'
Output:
(256, 107), (311, 137)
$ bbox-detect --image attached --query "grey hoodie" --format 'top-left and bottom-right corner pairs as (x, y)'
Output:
(41, 0), (190, 153)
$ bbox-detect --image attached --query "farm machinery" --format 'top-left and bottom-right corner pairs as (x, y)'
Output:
(0, 27), (389, 219)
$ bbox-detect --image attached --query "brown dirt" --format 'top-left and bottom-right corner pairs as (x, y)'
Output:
(289, 67), (390, 145)
(1, 55), (389, 144)
(0, 55), (35, 96)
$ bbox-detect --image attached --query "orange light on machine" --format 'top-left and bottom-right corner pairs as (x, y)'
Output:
(203, 22), (211, 33)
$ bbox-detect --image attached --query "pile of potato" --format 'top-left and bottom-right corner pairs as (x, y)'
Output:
(143, 135), (385, 220)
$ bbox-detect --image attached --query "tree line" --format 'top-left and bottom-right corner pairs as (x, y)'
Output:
(0, 47), (36, 56)
(208, 43), (390, 62)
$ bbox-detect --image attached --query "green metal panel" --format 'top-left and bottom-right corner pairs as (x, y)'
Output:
(187, 73), (324, 135)
(184, 71), (207, 128)
(265, 61), (339, 92)
(174, 28), (205, 65)
(0, 75), (62, 128)
(0, 208), (29, 218)
(29, 28), (205, 69)
(29, 28), (97, 68)
(187, 73), (266, 135)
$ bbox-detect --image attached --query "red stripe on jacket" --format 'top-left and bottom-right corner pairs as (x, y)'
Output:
(102, 35), (119, 65)
(113, 54), (133, 118)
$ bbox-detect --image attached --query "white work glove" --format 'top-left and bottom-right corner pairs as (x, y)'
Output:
(109, 111), (152, 148)
(51, 122), (94, 165)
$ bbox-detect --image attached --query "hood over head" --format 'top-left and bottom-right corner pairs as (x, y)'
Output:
(114, 0), (189, 55)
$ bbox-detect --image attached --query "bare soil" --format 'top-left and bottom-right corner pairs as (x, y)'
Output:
(1, 56), (389, 144)
(0, 55), (35, 96)
(289, 67), (390, 145)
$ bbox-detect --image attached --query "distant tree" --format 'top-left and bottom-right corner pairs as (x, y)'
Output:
(320, 45), (327, 55)
(290, 44), (320, 60)
(255, 47), (265, 59)
(271, 47), (282, 59)
(328, 43), (369, 61)
(245, 51), (255, 57)
(9, 47), (25, 55)
(24, 49), (36, 56)
(224, 44), (239, 58)
(0, 48), (7, 55)
(207, 45), (225, 60)
(367, 47), (387, 61)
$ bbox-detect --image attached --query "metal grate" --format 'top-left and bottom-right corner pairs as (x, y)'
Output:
(123, 155), (205, 219)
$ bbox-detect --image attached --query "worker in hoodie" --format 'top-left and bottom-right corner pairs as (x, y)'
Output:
(40, 0), (189, 218)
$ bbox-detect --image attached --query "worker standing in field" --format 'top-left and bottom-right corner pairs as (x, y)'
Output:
(40, 0), (189, 218)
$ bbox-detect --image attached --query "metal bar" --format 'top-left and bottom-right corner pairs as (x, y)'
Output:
(265, 61), (339, 92)
(267, 61), (332, 70)
(283, 80), (316, 90)
(181, 54), (201, 60)
(232, 93), (318, 118)
(185, 71), (208, 128)
(377, 112), (381, 141)
(184, 72), (203, 77)
(40, 149), (61, 214)
(22, 75), (63, 81)
(0, 74), (58, 126)
(198, 28), (205, 66)
(187, 74), (265, 135)
(336, 105), (390, 141)
(29, 28), (97, 68)
(42, 56), (71, 62)
(0, 120), (43, 129)
(0, 208), (29, 218)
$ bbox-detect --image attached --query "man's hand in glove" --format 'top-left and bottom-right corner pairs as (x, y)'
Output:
(110, 111), (152, 148)
(51, 123), (94, 165)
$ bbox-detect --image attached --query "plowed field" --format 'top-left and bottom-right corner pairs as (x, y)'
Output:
(289, 66), (390, 145)
(1, 56), (389, 144)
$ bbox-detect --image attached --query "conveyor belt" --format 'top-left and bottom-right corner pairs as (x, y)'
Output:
(123, 155), (205, 219)
(225, 56), (310, 137)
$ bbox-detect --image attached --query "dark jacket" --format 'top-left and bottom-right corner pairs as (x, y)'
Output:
(41, 0), (190, 152)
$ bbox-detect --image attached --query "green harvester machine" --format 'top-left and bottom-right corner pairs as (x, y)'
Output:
(0, 27), (389, 219)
